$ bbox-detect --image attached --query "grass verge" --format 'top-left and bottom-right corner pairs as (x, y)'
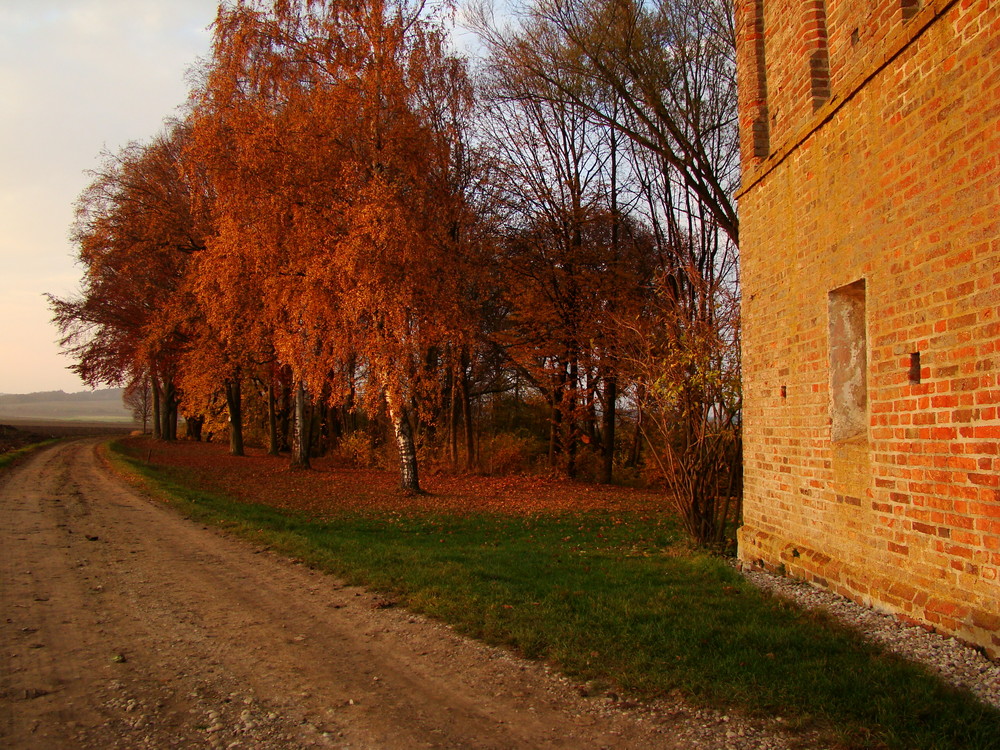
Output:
(108, 439), (1000, 750)
(0, 439), (58, 471)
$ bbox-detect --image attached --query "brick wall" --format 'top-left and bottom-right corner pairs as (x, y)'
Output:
(737, 0), (1000, 655)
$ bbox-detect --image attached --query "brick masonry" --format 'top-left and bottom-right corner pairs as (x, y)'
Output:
(736, 0), (1000, 655)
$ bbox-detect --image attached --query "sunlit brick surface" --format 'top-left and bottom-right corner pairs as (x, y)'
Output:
(737, 0), (1000, 655)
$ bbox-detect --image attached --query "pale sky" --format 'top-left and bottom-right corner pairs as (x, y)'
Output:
(0, 0), (217, 394)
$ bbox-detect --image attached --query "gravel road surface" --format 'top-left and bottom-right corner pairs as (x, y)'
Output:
(1, 439), (804, 749)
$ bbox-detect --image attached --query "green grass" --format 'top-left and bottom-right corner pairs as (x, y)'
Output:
(0, 439), (58, 470)
(109, 440), (1000, 750)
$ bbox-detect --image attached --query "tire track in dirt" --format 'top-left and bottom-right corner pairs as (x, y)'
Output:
(1, 439), (795, 749)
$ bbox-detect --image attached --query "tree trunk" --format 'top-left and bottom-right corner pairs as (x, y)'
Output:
(291, 382), (311, 469)
(460, 347), (475, 471)
(151, 375), (162, 440)
(345, 359), (358, 433)
(448, 367), (459, 466)
(422, 346), (439, 444)
(549, 388), (561, 468)
(443, 349), (457, 466)
(278, 378), (291, 452)
(186, 415), (204, 441)
(138, 382), (151, 434)
(267, 380), (279, 456)
(388, 397), (420, 493)
(159, 377), (177, 441)
(602, 374), (617, 483)
(309, 402), (323, 457)
(513, 370), (521, 430)
(628, 383), (645, 468)
(549, 359), (567, 468)
(225, 377), (244, 456)
(326, 402), (342, 443)
(585, 371), (601, 453)
(566, 355), (578, 479)
(167, 393), (179, 441)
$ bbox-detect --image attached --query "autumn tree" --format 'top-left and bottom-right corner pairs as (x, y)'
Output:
(474, 9), (660, 481)
(614, 87), (741, 548)
(616, 257), (742, 548)
(53, 0), (741, 534)
(469, 0), (739, 244)
(50, 121), (207, 440)
(190, 0), (335, 466)
(192, 0), (479, 489)
(469, 0), (742, 542)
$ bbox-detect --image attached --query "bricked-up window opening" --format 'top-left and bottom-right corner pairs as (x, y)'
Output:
(829, 280), (868, 441)
(902, 0), (920, 22)
(804, 0), (831, 110)
(909, 352), (921, 384)
(750, 0), (770, 157)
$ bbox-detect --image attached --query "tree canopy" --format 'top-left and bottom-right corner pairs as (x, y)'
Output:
(51, 0), (741, 544)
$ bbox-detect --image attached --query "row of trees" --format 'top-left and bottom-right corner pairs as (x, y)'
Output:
(51, 0), (741, 547)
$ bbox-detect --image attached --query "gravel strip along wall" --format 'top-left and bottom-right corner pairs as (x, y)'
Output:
(737, 562), (1000, 709)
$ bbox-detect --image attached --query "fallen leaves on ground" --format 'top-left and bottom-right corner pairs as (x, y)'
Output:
(127, 437), (670, 518)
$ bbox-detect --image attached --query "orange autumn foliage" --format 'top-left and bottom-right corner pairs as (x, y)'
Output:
(190, 0), (480, 489)
(52, 0), (743, 548)
(50, 122), (209, 438)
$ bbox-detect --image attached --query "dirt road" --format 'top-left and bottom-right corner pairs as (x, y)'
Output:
(1, 440), (788, 749)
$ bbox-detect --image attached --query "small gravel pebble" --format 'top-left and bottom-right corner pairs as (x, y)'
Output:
(737, 562), (1000, 709)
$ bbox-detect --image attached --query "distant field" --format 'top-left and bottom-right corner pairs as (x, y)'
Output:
(0, 388), (133, 424)
(0, 419), (136, 440)
(0, 404), (133, 422)
(0, 419), (134, 459)
(0, 412), (134, 423)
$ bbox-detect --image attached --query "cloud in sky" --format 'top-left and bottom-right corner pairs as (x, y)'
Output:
(0, 0), (217, 394)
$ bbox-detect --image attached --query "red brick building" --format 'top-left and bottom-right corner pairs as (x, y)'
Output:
(735, 0), (1000, 655)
